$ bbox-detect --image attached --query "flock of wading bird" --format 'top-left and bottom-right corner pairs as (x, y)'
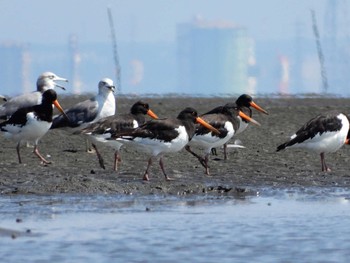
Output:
(1, 72), (350, 180)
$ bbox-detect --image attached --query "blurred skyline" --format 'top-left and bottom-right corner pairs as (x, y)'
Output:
(1, 0), (327, 43)
(1, 0), (350, 96)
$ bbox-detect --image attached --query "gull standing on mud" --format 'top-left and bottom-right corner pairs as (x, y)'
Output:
(109, 107), (220, 181)
(77, 101), (158, 171)
(0, 90), (69, 164)
(277, 111), (350, 171)
(51, 78), (116, 151)
(208, 94), (268, 159)
(0, 72), (68, 120)
(185, 103), (261, 175)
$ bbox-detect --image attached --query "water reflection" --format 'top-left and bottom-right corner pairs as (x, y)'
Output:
(0, 188), (350, 262)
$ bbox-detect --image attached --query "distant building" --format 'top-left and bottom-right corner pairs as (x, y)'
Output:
(177, 17), (250, 95)
(0, 42), (30, 95)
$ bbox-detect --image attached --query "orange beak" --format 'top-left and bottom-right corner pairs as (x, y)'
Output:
(53, 100), (70, 121)
(345, 138), (350, 145)
(147, 109), (158, 119)
(250, 101), (269, 115)
(239, 111), (261, 126)
(196, 117), (220, 135)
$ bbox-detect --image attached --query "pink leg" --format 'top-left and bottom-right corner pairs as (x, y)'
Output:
(185, 145), (207, 168)
(143, 157), (153, 181)
(320, 152), (331, 172)
(113, 150), (122, 172)
(159, 157), (173, 181)
(33, 144), (51, 164)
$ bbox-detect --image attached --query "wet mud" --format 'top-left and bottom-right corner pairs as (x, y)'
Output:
(1, 95), (350, 196)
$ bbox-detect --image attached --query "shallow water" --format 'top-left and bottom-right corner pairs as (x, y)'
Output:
(1, 188), (350, 263)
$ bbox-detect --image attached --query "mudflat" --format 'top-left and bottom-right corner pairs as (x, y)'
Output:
(1, 95), (350, 196)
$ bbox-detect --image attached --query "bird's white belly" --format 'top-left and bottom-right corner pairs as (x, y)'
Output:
(133, 126), (189, 156)
(189, 122), (234, 153)
(291, 129), (348, 154)
(3, 113), (51, 142)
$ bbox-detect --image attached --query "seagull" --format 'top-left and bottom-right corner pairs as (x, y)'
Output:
(51, 78), (116, 129)
(277, 111), (350, 171)
(51, 78), (116, 151)
(109, 107), (220, 181)
(0, 72), (68, 120)
(185, 103), (261, 175)
(0, 89), (69, 164)
(77, 101), (158, 171)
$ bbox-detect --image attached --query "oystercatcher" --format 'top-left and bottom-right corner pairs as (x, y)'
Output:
(109, 107), (220, 181)
(51, 78), (116, 152)
(208, 94), (268, 159)
(78, 101), (158, 171)
(185, 103), (261, 175)
(0, 89), (68, 164)
(0, 72), (68, 120)
(277, 111), (350, 171)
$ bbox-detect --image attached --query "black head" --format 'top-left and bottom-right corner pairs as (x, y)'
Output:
(130, 101), (150, 115)
(41, 89), (58, 104)
(177, 107), (198, 123)
(235, 94), (253, 108)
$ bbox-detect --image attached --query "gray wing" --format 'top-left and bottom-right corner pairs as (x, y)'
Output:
(51, 98), (98, 128)
(0, 92), (42, 119)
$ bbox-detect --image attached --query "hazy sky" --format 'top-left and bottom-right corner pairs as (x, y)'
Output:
(1, 0), (330, 45)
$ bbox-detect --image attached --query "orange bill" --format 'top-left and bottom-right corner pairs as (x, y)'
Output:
(250, 101), (268, 115)
(239, 111), (261, 126)
(147, 109), (158, 119)
(196, 117), (220, 135)
(345, 138), (350, 145)
(53, 100), (70, 121)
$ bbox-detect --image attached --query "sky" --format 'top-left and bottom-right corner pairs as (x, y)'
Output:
(1, 0), (329, 45)
(2, 0), (349, 96)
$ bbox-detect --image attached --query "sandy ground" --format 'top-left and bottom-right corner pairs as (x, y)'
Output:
(1, 95), (350, 196)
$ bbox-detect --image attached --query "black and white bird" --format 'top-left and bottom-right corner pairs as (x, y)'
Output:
(277, 111), (350, 171)
(109, 107), (220, 181)
(208, 94), (268, 159)
(51, 78), (116, 130)
(0, 72), (68, 120)
(185, 103), (261, 175)
(234, 94), (269, 134)
(78, 101), (158, 171)
(0, 89), (68, 164)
